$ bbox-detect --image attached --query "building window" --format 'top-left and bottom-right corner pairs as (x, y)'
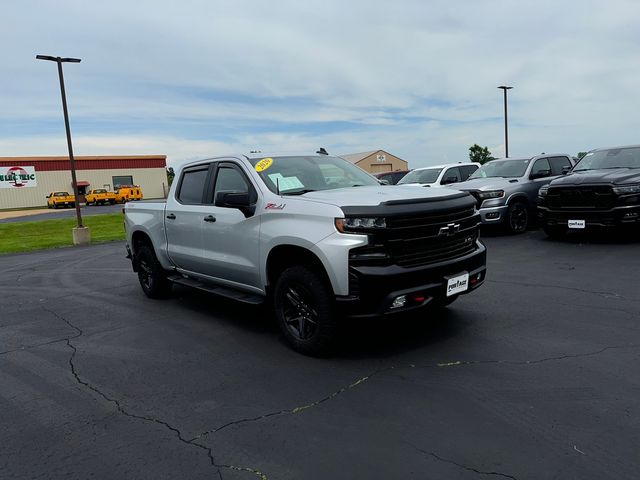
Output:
(113, 175), (133, 189)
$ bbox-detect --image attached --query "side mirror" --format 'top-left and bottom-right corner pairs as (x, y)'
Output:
(379, 179), (390, 185)
(561, 165), (572, 175)
(441, 176), (458, 185)
(530, 169), (551, 179)
(215, 191), (255, 217)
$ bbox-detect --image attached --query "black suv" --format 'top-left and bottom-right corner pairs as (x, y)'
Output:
(538, 145), (640, 237)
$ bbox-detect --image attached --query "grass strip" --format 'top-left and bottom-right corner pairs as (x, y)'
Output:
(0, 213), (125, 255)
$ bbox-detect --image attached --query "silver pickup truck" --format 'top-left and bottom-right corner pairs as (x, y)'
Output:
(124, 152), (487, 354)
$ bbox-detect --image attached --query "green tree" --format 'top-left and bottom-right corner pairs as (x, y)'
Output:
(469, 144), (495, 165)
(577, 152), (588, 159)
(167, 167), (175, 186)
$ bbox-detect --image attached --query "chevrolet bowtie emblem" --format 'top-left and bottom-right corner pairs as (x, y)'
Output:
(438, 223), (460, 236)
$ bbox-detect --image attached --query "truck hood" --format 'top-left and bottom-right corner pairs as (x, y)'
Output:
(451, 177), (520, 192)
(550, 168), (640, 186)
(291, 185), (468, 207)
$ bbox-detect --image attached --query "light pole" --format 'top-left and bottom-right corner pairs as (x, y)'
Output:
(36, 54), (90, 245)
(497, 85), (513, 158)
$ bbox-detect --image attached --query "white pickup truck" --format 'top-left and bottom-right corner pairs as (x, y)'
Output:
(124, 152), (486, 354)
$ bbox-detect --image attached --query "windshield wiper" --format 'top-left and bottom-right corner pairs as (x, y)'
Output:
(282, 189), (318, 196)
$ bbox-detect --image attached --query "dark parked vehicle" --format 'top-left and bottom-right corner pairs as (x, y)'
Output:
(538, 145), (640, 237)
(451, 154), (574, 234)
(374, 170), (410, 185)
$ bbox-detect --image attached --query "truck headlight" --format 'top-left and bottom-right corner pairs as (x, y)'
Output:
(538, 185), (550, 197)
(613, 184), (640, 195)
(476, 190), (504, 200)
(335, 217), (386, 232)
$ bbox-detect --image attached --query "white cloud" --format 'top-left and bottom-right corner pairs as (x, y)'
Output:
(2, 0), (640, 167)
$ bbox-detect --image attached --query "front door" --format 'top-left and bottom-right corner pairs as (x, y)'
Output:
(200, 162), (262, 290)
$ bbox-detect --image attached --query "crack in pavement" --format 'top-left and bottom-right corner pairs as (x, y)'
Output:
(410, 443), (518, 479)
(192, 344), (639, 444)
(486, 279), (626, 300)
(40, 308), (231, 479)
(190, 372), (375, 442)
(427, 344), (640, 370)
(0, 336), (76, 356)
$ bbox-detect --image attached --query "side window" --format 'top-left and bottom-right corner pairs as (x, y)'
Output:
(214, 167), (249, 194)
(441, 167), (461, 184)
(549, 156), (572, 175)
(531, 158), (551, 177)
(459, 165), (479, 180)
(177, 167), (209, 204)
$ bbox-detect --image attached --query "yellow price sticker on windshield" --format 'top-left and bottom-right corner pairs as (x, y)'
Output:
(255, 157), (273, 172)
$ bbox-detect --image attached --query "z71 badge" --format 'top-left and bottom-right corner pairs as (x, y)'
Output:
(265, 203), (286, 210)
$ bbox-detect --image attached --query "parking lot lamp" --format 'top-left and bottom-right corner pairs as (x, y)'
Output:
(498, 85), (513, 158)
(36, 55), (90, 245)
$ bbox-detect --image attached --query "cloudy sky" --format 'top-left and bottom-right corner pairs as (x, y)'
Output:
(2, 0), (640, 167)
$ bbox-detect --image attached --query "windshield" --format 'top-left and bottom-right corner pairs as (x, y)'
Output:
(95, 189), (106, 194)
(249, 155), (379, 194)
(398, 168), (442, 184)
(574, 147), (640, 171)
(469, 159), (531, 179)
(54, 192), (69, 197)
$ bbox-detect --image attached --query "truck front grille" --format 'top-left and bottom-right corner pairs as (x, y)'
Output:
(349, 206), (480, 268)
(547, 186), (616, 210)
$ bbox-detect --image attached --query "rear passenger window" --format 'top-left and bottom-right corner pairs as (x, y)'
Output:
(442, 167), (461, 184)
(549, 156), (572, 175)
(460, 165), (479, 180)
(178, 167), (209, 204)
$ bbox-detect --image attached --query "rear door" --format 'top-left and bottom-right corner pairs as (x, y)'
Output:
(165, 163), (213, 273)
(200, 161), (262, 290)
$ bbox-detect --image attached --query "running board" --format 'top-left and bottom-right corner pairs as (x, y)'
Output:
(167, 275), (264, 305)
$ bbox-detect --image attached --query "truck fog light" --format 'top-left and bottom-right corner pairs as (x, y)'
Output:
(486, 212), (500, 219)
(623, 212), (638, 218)
(391, 295), (407, 309)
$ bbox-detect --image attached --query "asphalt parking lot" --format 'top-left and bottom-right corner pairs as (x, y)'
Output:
(0, 203), (123, 224)
(1, 231), (639, 479)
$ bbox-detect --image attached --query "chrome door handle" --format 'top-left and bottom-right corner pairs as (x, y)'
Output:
(204, 215), (216, 223)
(166, 213), (176, 220)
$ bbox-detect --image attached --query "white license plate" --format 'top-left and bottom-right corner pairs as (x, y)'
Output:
(568, 219), (585, 229)
(446, 272), (469, 297)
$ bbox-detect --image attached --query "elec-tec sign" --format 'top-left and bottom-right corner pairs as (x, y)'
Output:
(0, 166), (37, 188)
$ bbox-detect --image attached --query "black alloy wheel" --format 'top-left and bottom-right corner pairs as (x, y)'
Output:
(507, 201), (529, 234)
(136, 244), (172, 299)
(274, 265), (337, 356)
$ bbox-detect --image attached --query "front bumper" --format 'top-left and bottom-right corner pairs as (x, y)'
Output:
(538, 205), (640, 229)
(478, 205), (508, 224)
(337, 241), (486, 317)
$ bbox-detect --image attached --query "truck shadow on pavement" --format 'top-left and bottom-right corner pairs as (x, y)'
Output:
(170, 285), (466, 358)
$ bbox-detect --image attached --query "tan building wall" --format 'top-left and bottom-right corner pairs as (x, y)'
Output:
(0, 168), (168, 209)
(356, 151), (408, 173)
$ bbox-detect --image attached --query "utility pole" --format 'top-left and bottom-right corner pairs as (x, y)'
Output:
(497, 85), (513, 158)
(36, 54), (90, 245)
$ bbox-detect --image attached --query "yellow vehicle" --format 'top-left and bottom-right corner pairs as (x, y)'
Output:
(46, 191), (76, 209)
(86, 188), (116, 205)
(115, 185), (143, 203)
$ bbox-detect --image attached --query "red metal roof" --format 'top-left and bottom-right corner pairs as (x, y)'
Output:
(0, 155), (167, 171)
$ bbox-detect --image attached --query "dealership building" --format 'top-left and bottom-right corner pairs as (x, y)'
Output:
(0, 155), (168, 209)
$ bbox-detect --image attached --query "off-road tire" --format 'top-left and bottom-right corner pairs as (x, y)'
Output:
(506, 201), (529, 234)
(136, 244), (172, 299)
(273, 265), (337, 356)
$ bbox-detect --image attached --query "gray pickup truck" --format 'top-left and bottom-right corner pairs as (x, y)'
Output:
(450, 154), (575, 233)
(124, 152), (487, 354)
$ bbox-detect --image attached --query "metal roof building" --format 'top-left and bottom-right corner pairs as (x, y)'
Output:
(340, 149), (409, 173)
(0, 155), (167, 209)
